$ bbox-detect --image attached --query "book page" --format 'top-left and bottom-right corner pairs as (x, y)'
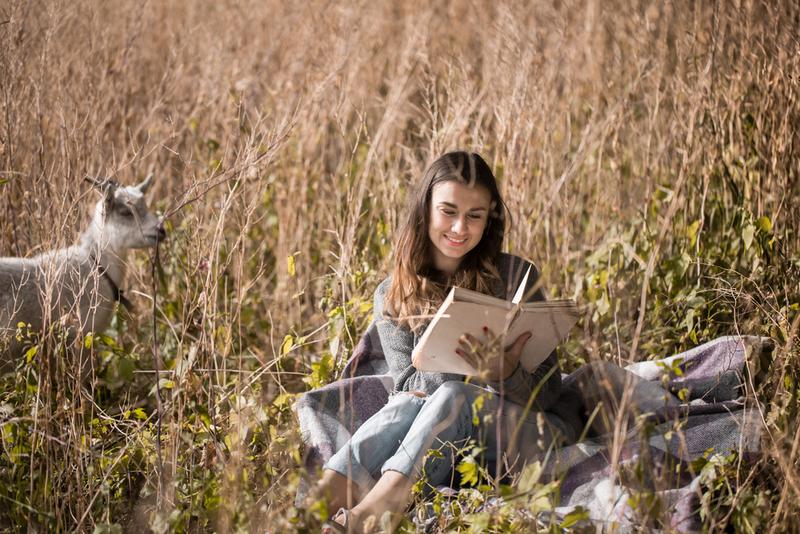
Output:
(411, 301), (512, 375)
(452, 286), (511, 309)
(511, 264), (532, 304)
(506, 304), (579, 371)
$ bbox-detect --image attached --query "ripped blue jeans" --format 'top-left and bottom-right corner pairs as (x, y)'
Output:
(323, 380), (570, 492)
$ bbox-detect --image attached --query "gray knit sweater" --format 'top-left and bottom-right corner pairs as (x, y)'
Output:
(373, 253), (562, 411)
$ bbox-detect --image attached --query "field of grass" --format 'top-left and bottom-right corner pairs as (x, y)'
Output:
(1, 0), (799, 531)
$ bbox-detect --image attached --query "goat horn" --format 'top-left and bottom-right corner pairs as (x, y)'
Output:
(136, 172), (154, 193)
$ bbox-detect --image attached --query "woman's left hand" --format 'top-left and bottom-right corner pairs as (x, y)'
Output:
(455, 327), (532, 382)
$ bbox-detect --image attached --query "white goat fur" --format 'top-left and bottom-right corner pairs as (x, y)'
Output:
(0, 176), (163, 369)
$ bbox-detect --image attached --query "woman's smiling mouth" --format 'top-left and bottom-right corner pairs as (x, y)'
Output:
(444, 234), (468, 246)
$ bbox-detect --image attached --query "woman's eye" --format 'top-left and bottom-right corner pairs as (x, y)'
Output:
(442, 210), (457, 216)
(467, 213), (482, 220)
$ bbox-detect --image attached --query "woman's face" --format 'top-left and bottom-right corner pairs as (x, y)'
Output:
(427, 180), (493, 275)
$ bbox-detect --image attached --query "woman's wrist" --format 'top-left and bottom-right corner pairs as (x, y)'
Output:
(501, 361), (520, 381)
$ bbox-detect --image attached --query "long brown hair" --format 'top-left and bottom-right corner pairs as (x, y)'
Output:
(385, 151), (509, 332)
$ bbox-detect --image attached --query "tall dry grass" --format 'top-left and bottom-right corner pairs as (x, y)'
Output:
(1, 0), (799, 531)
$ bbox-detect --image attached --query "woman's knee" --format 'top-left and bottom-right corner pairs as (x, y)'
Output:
(389, 390), (427, 408)
(426, 381), (473, 409)
(417, 381), (476, 431)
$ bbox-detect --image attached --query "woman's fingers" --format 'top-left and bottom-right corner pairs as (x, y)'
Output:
(458, 333), (482, 354)
(456, 347), (479, 368)
(506, 331), (532, 357)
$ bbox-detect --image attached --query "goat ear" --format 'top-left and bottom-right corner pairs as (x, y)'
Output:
(136, 172), (154, 193)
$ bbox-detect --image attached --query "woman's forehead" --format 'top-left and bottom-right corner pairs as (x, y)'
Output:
(430, 180), (492, 206)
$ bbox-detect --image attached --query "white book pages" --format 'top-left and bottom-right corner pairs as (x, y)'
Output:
(511, 264), (532, 304)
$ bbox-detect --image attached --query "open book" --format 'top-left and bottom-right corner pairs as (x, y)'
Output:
(411, 266), (579, 376)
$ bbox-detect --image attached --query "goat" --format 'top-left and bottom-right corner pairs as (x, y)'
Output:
(0, 175), (165, 372)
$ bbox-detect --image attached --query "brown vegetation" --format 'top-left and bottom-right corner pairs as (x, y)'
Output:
(1, 0), (798, 531)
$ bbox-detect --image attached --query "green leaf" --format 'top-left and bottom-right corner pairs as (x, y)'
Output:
(516, 460), (542, 494)
(686, 220), (701, 246)
(302, 353), (334, 389)
(272, 393), (294, 409)
(159, 378), (176, 389)
(280, 334), (294, 356)
(757, 216), (772, 233)
(456, 457), (479, 486)
(471, 394), (485, 426)
(742, 223), (755, 250)
(25, 345), (38, 363)
(287, 255), (296, 277)
(117, 358), (135, 381)
(559, 506), (589, 528)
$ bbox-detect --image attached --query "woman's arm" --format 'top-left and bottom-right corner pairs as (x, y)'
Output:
(373, 278), (462, 395)
(489, 352), (562, 410)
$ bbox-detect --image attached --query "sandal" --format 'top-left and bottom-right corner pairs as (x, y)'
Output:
(321, 508), (349, 533)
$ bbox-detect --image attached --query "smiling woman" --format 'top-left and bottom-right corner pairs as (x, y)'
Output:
(307, 152), (572, 534)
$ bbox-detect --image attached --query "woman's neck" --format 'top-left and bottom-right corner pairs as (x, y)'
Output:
(432, 257), (460, 276)
(423, 265), (453, 287)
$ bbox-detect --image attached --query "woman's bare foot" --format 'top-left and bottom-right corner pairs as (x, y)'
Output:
(304, 469), (363, 519)
(342, 471), (414, 533)
(329, 508), (382, 534)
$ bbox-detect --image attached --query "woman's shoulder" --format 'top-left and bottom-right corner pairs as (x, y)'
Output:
(374, 275), (392, 297)
(372, 275), (393, 312)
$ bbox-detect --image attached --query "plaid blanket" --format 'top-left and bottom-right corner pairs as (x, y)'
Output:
(295, 329), (771, 532)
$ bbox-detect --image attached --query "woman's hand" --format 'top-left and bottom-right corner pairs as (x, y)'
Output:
(455, 327), (532, 382)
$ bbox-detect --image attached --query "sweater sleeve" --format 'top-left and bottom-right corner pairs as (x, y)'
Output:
(373, 278), (463, 395)
(485, 256), (563, 410)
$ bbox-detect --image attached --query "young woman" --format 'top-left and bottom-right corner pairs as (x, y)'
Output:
(314, 152), (577, 533)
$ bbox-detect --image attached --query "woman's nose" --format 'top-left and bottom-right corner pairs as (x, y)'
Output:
(451, 216), (467, 233)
